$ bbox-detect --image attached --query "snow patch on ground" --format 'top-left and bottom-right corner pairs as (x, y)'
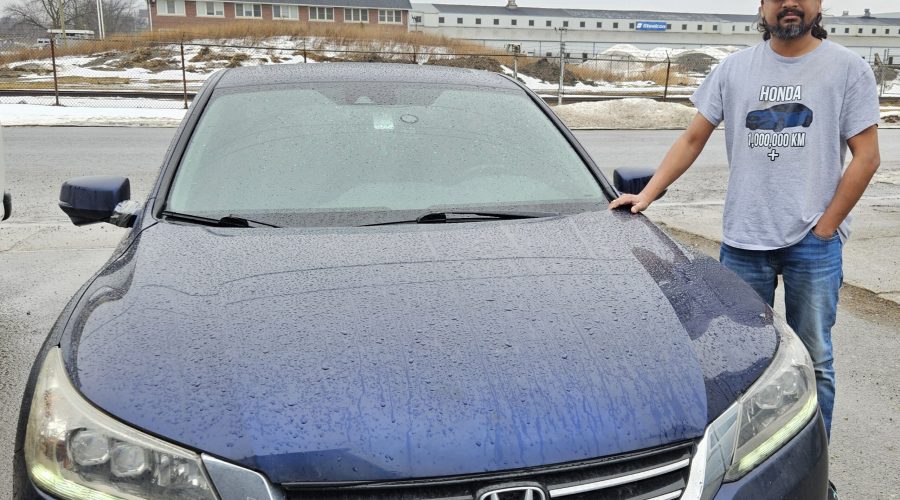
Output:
(553, 98), (697, 129)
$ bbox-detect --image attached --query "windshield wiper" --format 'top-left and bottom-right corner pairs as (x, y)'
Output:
(161, 211), (280, 228)
(361, 211), (559, 227)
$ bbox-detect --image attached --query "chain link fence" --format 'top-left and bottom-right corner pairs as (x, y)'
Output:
(2, 35), (895, 109)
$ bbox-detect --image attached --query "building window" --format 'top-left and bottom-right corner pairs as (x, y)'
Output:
(581, 52), (588, 60)
(667, 24), (672, 29)
(438, 16), (444, 23)
(546, 52), (552, 57)
(493, 18), (499, 25)
(844, 27), (849, 33)
(196, 1), (223, 16)
(697, 24), (703, 30)
(529, 20), (534, 26)
(580, 21), (585, 28)
(746, 25), (751, 31)
(157, 0), (184, 15)
(858, 28), (863, 34)
(235, 3), (261, 17)
(273, 4), (298, 19)
(457, 17), (463, 24)
(629, 22), (634, 29)
(309, 6), (333, 21)
(378, 9), (402, 23)
(872, 28), (877, 34)
(475, 18), (481, 25)
(562, 20), (568, 27)
(713, 24), (718, 31)
(682, 24), (687, 30)
(344, 8), (368, 22)
(596, 22), (602, 28)
(511, 19), (517, 26)
(613, 22), (618, 28)
(732, 25), (735, 31)
(886, 29), (890, 34)
(546, 20), (552, 27)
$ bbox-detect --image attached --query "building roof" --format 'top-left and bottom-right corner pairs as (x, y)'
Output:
(415, 3), (900, 26)
(278, 0), (412, 8)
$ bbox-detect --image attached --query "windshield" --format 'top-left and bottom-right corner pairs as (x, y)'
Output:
(166, 82), (605, 227)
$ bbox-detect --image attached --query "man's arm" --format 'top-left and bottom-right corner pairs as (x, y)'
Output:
(812, 125), (881, 238)
(608, 112), (717, 213)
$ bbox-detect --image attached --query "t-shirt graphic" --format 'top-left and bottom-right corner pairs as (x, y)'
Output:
(746, 86), (813, 162)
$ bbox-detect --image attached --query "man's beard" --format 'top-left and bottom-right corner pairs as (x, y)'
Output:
(766, 9), (816, 40)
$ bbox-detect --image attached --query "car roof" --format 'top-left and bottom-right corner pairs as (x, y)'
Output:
(215, 62), (520, 91)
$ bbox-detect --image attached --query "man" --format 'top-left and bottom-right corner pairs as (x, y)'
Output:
(610, 1), (880, 494)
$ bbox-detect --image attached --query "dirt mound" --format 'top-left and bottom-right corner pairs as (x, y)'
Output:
(425, 56), (502, 72)
(10, 63), (52, 74)
(671, 52), (719, 73)
(521, 58), (577, 85)
(105, 47), (178, 72)
(190, 46), (232, 63)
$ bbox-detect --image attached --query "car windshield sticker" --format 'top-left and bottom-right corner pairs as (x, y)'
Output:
(745, 85), (812, 162)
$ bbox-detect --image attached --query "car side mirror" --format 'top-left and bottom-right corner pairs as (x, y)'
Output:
(59, 176), (135, 227)
(613, 167), (666, 200)
(2, 191), (9, 221)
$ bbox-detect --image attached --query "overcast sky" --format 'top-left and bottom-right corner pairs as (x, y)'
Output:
(428, 1), (898, 16)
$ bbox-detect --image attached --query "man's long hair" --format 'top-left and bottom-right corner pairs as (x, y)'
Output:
(758, 12), (829, 40)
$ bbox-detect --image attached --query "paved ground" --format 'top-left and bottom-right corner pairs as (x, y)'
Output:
(0, 128), (898, 499)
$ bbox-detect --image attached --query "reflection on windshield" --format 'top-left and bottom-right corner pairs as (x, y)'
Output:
(167, 82), (604, 227)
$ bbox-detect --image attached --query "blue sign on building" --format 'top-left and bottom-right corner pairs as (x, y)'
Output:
(636, 21), (668, 31)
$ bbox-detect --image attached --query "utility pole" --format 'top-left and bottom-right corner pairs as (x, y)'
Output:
(506, 43), (521, 80)
(554, 27), (567, 106)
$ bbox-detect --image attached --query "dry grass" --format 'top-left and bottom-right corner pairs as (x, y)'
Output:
(0, 22), (508, 67)
(570, 64), (694, 86)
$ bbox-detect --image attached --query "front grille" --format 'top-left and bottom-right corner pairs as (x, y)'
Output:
(283, 441), (694, 500)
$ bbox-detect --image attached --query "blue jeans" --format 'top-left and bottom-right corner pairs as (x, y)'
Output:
(720, 230), (842, 439)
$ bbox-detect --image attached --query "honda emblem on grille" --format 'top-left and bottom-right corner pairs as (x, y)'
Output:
(477, 484), (548, 500)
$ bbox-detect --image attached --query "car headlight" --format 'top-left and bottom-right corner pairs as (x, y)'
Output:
(24, 347), (219, 499)
(683, 314), (818, 499)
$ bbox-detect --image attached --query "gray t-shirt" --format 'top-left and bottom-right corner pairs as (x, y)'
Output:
(690, 40), (880, 250)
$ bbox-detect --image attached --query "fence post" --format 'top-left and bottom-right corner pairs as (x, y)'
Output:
(180, 40), (188, 110)
(50, 38), (60, 106)
(412, 49), (417, 64)
(303, 40), (308, 63)
(663, 55), (671, 102)
(880, 65), (886, 98)
(513, 53), (518, 80)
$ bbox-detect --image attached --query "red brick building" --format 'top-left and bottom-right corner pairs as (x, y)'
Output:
(148, 0), (412, 31)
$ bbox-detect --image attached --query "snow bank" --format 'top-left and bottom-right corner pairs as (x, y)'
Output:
(600, 44), (741, 61)
(553, 98), (696, 129)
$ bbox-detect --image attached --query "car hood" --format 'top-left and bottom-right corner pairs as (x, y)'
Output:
(62, 210), (776, 484)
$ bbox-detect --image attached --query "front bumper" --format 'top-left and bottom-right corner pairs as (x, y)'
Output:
(17, 412), (829, 500)
(712, 410), (829, 499)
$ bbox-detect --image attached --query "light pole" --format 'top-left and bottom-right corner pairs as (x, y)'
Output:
(554, 27), (567, 106)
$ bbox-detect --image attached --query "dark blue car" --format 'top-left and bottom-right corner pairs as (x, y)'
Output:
(746, 103), (814, 132)
(14, 64), (828, 500)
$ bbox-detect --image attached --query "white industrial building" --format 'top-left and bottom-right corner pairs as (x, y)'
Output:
(410, 1), (900, 62)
